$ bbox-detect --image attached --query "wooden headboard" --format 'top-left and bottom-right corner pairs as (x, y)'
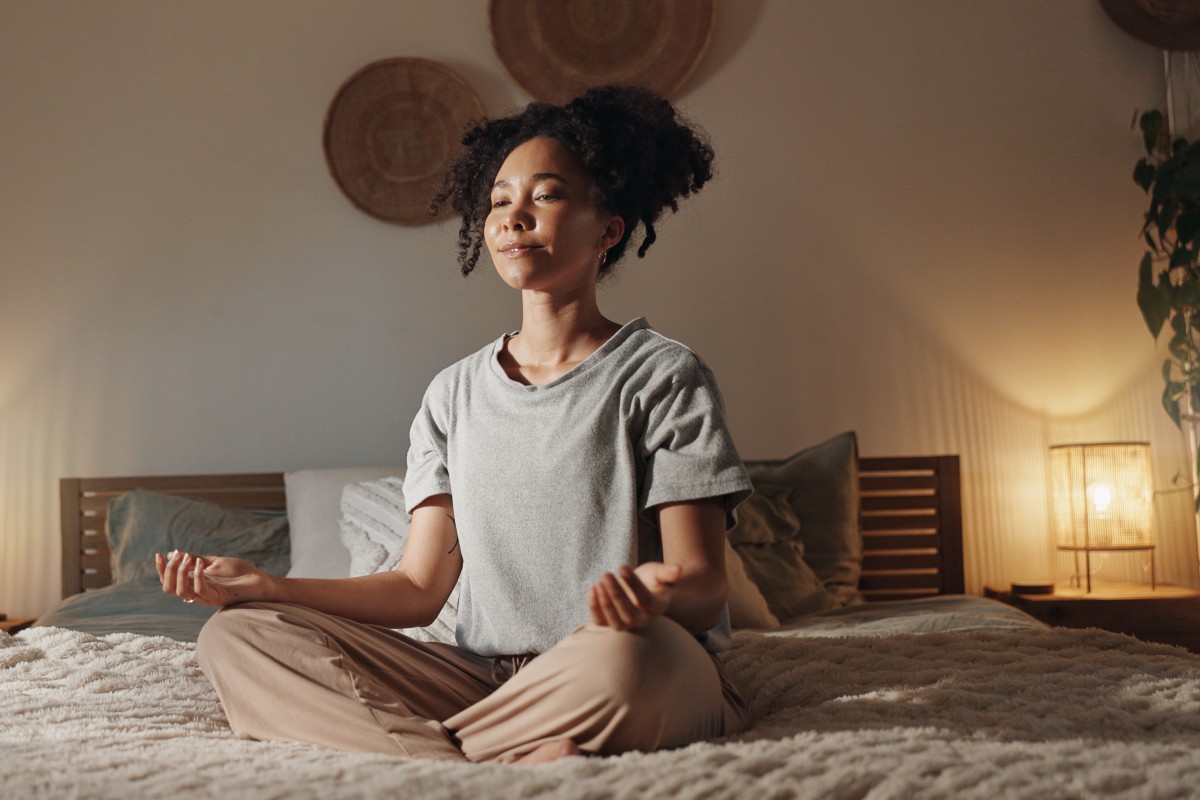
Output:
(60, 473), (287, 597)
(60, 455), (964, 600)
(858, 455), (964, 600)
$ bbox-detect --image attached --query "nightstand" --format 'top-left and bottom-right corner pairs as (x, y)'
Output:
(984, 583), (1200, 653)
(0, 615), (36, 635)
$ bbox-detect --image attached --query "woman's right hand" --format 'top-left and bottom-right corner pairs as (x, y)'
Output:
(155, 550), (271, 607)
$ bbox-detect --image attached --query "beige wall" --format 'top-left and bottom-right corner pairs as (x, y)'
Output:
(0, 0), (1185, 616)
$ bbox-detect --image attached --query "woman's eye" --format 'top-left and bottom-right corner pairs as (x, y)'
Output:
(537, 194), (558, 202)
(490, 199), (509, 209)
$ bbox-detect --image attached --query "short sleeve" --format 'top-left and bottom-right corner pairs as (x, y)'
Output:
(639, 357), (752, 527)
(402, 378), (453, 514)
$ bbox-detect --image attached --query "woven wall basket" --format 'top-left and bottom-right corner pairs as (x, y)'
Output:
(323, 58), (484, 226)
(1099, 0), (1200, 50)
(489, 0), (716, 104)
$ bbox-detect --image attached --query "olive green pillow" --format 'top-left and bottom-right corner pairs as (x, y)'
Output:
(735, 431), (863, 621)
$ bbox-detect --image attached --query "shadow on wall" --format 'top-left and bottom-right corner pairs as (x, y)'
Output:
(684, 0), (768, 97)
(693, 254), (1195, 594)
(861, 280), (1198, 592)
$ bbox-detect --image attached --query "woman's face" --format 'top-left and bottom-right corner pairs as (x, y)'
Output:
(484, 136), (623, 294)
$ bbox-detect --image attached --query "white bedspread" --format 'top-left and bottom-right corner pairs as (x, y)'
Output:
(4, 623), (1200, 799)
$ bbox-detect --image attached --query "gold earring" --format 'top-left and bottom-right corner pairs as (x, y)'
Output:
(598, 250), (607, 267)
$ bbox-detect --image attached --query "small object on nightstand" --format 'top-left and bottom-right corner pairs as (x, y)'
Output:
(0, 615), (37, 635)
(1011, 582), (1055, 595)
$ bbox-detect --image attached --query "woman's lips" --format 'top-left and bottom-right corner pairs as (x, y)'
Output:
(499, 244), (543, 257)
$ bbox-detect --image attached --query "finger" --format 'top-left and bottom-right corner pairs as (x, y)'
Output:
(192, 556), (205, 600)
(594, 579), (623, 629)
(155, 552), (165, 583)
(162, 550), (181, 594)
(601, 573), (639, 629)
(177, 553), (197, 602)
(617, 565), (655, 610)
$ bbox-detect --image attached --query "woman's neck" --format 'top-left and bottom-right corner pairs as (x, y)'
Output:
(502, 292), (622, 383)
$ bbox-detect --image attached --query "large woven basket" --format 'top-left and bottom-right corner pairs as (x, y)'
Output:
(489, 0), (716, 104)
(323, 58), (484, 226)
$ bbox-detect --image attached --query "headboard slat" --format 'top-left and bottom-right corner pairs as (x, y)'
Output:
(858, 455), (964, 597)
(79, 489), (286, 512)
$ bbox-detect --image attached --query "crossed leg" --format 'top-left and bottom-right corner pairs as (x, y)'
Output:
(197, 603), (748, 764)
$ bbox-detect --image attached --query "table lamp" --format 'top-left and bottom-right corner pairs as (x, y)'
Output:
(1049, 442), (1154, 593)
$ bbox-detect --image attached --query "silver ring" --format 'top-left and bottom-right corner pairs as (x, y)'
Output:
(184, 599), (195, 604)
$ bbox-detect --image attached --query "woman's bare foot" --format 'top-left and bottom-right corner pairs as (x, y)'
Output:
(514, 739), (581, 766)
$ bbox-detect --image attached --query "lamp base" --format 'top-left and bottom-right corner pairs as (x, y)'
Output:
(1010, 581), (1055, 595)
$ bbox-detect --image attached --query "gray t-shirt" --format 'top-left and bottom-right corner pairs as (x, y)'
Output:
(403, 318), (752, 657)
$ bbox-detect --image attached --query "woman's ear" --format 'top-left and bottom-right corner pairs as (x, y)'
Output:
(600, 215), (625, 250)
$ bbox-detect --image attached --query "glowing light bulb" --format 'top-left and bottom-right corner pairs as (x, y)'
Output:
(1087, 482), (1112, 516)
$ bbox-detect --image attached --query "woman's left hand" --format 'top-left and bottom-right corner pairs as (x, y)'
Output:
(587, 562), (681, 631)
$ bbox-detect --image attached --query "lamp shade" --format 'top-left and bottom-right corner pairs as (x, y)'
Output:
(1050, 442), (1153, 551)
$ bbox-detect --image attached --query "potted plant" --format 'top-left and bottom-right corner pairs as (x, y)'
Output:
(1135, 109), (1200, 502)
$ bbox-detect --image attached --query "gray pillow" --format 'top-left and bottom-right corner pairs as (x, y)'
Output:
(739, 431), (862, 617)
(723, 538), (781, 629)
(728, 485), (840, 620)
(108, 489), (290, 584)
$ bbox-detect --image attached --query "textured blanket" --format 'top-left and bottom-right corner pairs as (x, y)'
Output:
(3, 624), (1200, 799)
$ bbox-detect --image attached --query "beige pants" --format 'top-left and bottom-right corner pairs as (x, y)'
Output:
(196, 602), (750, 763)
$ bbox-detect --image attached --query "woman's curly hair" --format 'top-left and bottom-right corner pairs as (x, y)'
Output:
(431, 85), (715, 278)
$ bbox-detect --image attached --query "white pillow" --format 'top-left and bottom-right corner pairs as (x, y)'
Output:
(339, 477), (460, 645)
(284, 467), (404, 579)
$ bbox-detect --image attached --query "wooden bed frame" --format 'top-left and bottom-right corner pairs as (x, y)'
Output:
(59, 456), (964, 600)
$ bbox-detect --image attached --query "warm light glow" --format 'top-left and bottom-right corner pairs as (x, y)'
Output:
(1050, 443), (1153, 550)
(1086, 483), (1113, 517)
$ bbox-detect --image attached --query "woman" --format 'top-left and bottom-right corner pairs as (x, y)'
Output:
(157, 85), (753, 765)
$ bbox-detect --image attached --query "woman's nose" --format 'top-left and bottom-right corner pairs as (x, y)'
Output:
(501, 200), (532, 231)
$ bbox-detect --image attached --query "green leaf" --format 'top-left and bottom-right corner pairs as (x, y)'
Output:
(1134, 158), (1156, 192)
(1175, 277), (1200, 306)
(1168, 316), (1192, 360)
(1164, 381), (1183, 427)
(1141, 110), (1165, 155)
(1170, 245), (1194, 269)
(1157, 198), (1179, 233)
(1175, 161), (1200, 196)
(1180, 211), (1200, 245)
(1139, 253), (1170, 336)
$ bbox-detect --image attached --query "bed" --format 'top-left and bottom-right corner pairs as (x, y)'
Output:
(5, 434), (1200, 799)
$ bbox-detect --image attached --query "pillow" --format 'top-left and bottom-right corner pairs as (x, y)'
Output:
(108, 489), (290, 584)
(728, 485), (840, 620)
(738, 431), (863, 618)
(723, 538), (780, 629)
(339, 477), (460, 645)
(284, 467), (404, 579)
